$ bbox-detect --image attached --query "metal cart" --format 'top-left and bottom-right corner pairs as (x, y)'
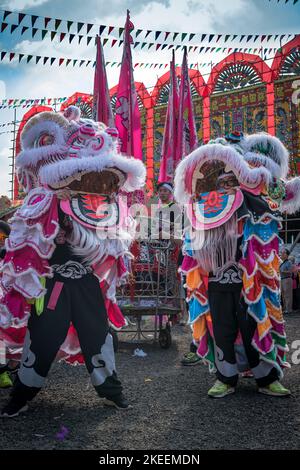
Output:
(116, 239), (182, 349)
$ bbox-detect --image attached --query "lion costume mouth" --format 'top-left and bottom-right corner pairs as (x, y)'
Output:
(48, 168), (126, 195)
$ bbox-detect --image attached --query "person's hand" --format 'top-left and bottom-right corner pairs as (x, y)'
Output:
(56, 188), (71, 200)
(223, 187), (237, 195)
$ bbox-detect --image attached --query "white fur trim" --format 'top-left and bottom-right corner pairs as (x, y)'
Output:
(40, 153), (146, 193)
(241, 133), (289, 179)
(281, 177), (300, 214)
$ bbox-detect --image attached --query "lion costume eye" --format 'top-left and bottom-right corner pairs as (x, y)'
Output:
(36, 133), (55, 147)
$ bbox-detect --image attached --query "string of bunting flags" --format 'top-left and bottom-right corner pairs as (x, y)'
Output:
(0, 45), (284, 71)
(268, 0), (299, 4)
(0, 9), (297, 48)
(0, 96), (67, 109)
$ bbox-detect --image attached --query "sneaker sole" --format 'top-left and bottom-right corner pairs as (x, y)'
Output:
(258, 388), (291, 397)
(208, 389), (235, 399)
(1, 404), (29, 418)
(103, 399), (132, 410)
(181, 361), (202, 366)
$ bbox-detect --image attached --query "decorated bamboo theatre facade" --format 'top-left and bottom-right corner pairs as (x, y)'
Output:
(14, 36), (300, 202)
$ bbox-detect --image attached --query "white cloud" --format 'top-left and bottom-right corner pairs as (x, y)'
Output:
(1, 0), (49, 9)
(0, 145), (11, 198)
(0, 81), (6, 100)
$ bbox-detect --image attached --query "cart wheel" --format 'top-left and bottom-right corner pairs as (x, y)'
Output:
(109, 328), (119, 353)
(159, 328), (172, 349)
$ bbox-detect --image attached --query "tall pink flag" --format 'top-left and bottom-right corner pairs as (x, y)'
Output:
(158, 50), (179, 183)
(93, 35), (115, 127)
(115, 10), (142, 160)
(176, 47), (198, 161)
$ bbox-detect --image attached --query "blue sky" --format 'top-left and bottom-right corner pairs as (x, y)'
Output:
(0, 0), (300, 196)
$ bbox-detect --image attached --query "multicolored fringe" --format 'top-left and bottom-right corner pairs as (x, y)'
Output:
(240, 215), (289, 377)
(182, 215), (289, 376)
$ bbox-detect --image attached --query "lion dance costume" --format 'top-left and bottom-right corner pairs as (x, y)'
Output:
(0, 106), (146, 416)
(175, 132), (300, 397)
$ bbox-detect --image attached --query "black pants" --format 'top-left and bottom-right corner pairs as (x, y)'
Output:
(208, 288), (279, 387)
(11, 274), (122, 404)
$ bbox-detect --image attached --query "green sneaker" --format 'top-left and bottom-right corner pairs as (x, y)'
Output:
(181, 352), (202, 366)
(258, 380), (291, 397)
(0, 372), (13, 389)
(208, 380), (235, 398)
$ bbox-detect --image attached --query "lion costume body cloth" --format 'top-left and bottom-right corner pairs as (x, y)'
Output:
(175, 134), (300, 386)
(0, 106), (145, 400)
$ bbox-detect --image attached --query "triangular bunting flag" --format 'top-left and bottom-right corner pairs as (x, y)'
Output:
(19, 54), (24, 62)
(216, 34), (222, 42)
(136, 29), (142, 37)
(42, 29), (47, 39)
(32, 28), (38, 38)
(27, 55), (33, 63)
(60, 33), (66, 42)
(225, 34), (230, 42)
(51, 31), (57, 41)
(247, 35), (252, 42)
(148, 43), (154, 49)
(77, 22), (84, 33)
(79, 60), (85, 67)
(162, 44), (168, 50)
(103, 38), (108, 46)
(108, 26), (114, 34)
(156, 43), (161, 50)
(31, 15), (38, 28)
(189, 33), (195, 41)
(78, 35), (83, 44)
(201, 34), (206, 41)
(87, 36), (93, 45)
(44, 17), (51, 28)
(1, 23), (8, 33)
(21, 26), (28, 35)
(173, 32), (179, 41)
(87, 23), (93, 35)
(10, 24), (18, 33)
(3, 11), (12, 21)
(66, 58), (71, 66)
(9, 52), (15, 61)
(59, 58), (64, 66)
(0, 51), (6, 61)
(232, 35), (237, 41)
(155, 31), (161, 41)
(112, 39), (117, 47)
(55, 19), (61, 30)
(145, 30), (151, 38)
(69, 34), (75, 43)
(36, 56), (41, 64)
(18, 13), (26, 25)
(118, 27), (124, 37)
(141, 42), (146, 49)
(67, 20), (73, 32)
(208, 34), (214, 42)
(181, 33), (187, 41)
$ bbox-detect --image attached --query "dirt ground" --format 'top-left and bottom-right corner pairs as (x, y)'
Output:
(1, 312), (300, 450)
